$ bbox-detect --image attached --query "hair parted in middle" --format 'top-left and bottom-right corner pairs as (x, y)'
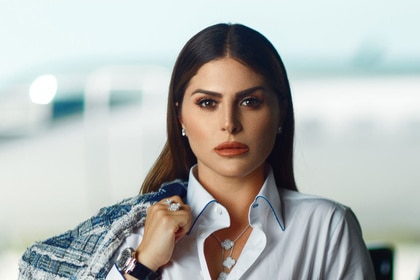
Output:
(141, 23), (297, 194)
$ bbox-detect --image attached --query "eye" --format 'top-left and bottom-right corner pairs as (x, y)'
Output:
(196, 98), (217, 109)
(240, 97), (262, 108)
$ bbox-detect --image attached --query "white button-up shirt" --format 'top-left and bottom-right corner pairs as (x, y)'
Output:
(107, 167), (374, 279)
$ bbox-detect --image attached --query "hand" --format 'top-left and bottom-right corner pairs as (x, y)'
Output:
(135, 196), (192, 272)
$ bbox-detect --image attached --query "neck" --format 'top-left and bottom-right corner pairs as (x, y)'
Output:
(194, 164), (266, 227)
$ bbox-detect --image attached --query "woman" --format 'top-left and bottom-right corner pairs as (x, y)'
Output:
(19, 23), (375, 279)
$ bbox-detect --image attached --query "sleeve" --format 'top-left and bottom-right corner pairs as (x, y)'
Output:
(18, 198), (137, 280)
(18, 181), (187, 280)
(105, 232), (161, 280)
(18, 214), (116, 279)
(106, 265), (125, 280)
(323, 207), (375, 279)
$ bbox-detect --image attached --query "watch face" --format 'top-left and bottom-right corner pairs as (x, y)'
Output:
(116, 248), (134, 271)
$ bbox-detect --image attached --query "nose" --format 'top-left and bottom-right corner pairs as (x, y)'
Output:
(221, 105), (242, 134)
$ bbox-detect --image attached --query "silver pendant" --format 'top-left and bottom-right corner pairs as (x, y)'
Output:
(221, 239), (234, 250)
(223, 256), (236, 269)
(217, 272), (229, 280)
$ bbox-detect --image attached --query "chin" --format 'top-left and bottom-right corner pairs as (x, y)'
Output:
(215, 163), (265, 179)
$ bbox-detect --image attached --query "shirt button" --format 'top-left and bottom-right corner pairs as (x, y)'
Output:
(215, 205), (223, 215)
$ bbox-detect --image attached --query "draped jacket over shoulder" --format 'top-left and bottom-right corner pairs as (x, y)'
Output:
(18, 181), (188, 280)
(19, 174), (375, 280)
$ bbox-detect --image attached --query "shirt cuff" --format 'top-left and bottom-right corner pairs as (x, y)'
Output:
(106, 264), (125, 280)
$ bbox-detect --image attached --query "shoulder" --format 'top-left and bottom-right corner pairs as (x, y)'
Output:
(94, 179), (188, 225)
(280, 188), (348, 214)
(278, 190), (374, 277)
(279, 189), (360, 233)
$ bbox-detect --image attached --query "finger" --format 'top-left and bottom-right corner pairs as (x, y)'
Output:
(157, 196), (189, 213)
(153, 197), (192, 239)
(147, 197), (192, 231)
(159, 195), (184, 206)
(137, 198), (192, 270)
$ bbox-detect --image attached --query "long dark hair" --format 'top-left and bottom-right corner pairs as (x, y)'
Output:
(141, 23), (297, 193)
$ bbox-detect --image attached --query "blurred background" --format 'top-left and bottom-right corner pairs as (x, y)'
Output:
(1, 0), (419, 278)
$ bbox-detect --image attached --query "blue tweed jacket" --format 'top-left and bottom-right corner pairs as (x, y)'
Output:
(18, 180), (188, 280)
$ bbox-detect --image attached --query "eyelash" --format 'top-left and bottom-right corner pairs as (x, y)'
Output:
(196, 98), (217, 108)
(240, 97), (262, 108)
(195, 96), (263, 109)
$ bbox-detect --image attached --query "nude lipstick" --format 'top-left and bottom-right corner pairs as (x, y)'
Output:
(214, 141), (249, 157)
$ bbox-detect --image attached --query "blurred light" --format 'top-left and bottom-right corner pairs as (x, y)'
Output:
(29, 74), (58, 104)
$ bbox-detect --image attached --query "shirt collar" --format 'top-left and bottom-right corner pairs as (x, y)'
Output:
(186, 165), (285, 233)
(251, 168), (285, 231)
(186, 166), (220, 233)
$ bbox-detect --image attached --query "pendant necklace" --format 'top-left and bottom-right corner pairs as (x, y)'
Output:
(211, 224), (251, 280)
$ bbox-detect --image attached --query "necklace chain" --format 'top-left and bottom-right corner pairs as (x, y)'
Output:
(211, 224), (250, 280)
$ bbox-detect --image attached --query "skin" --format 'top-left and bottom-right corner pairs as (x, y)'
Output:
(180, 58), (281, 206)
(128, 58), (282, 279)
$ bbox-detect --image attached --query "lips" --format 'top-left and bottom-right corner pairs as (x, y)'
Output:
(214, 141), (249, 157)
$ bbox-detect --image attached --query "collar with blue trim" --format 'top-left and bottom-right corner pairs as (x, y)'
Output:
(185, 165), (285, 234)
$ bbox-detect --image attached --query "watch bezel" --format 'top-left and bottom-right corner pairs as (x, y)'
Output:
(116, 247), (136, 272)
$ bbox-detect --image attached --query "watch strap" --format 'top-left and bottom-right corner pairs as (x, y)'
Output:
(128, 261), (160, 280)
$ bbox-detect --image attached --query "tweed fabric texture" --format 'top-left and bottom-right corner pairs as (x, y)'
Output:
(18, 180), (188, 280)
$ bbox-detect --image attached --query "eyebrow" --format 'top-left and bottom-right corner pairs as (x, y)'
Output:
(191, 86), (267, 99)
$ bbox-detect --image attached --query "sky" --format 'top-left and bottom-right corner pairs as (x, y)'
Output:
(1, 0), (420, 88)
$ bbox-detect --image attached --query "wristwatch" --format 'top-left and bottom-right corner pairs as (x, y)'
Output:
(115, 247), (160, 280)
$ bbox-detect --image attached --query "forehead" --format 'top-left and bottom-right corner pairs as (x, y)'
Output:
(186, 58), (265, 93)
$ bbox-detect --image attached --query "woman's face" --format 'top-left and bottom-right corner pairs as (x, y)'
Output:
(180, 58), (282, 181)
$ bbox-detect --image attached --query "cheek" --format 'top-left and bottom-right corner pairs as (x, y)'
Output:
(181, 113), (212, 153)
(259, 123), (277, 146)
(187, 122), (208, 142)
(249, 113), (279, 151)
